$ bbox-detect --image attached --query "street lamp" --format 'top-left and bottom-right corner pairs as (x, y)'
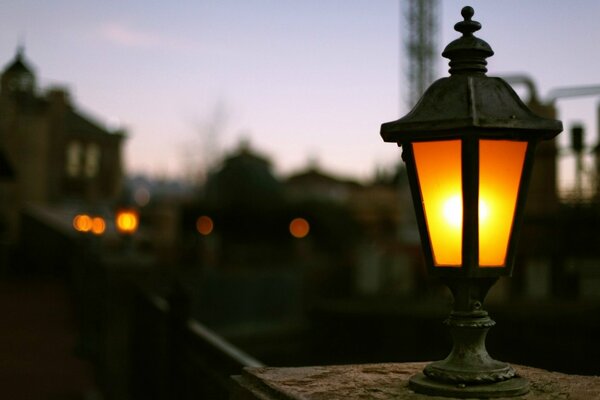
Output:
(381, 6), (562, 398)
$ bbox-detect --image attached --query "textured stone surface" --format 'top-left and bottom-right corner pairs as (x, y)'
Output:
(231, 362), (600, 399)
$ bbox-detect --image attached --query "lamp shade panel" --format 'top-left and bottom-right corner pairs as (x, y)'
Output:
(413, 138), (528, 270)
(413, 140), (462, 267)
(478, 140), (527, 266)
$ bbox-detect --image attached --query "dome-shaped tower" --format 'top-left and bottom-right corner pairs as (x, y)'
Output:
(1, 47), (36, 96)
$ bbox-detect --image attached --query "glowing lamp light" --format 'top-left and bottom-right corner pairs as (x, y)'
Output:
(289, 217), (310, 239)
(380, 7), (562, 397)
(116, 209), (139, 235)
(412, 139), (527, 268)
(196, 216), (214, 236)
(91, 217), (106, 235)
(73, 214), (92, 233)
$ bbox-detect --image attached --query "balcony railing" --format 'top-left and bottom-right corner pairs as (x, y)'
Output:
(19, 206), (264, 400)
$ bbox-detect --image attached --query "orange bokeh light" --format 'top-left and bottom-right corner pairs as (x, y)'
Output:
(196, 216), (214, 236)
(91, 217), (106, 235)
(73, 214), (92, 233)
(289, 217), (310, 239)
(116, 209), (139, 234)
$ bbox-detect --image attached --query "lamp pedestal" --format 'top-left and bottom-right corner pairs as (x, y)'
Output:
(409, 278), (529, 398)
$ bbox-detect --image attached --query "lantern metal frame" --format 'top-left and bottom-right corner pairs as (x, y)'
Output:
(380, 6), (562, 398)
(399, 130), (537, 279)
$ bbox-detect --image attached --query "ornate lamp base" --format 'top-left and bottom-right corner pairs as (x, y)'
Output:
(409, 373), (529, 398)
(409, 278), (530, 398)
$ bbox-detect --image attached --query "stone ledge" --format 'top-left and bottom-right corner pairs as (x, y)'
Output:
(231, 362), (600, 399)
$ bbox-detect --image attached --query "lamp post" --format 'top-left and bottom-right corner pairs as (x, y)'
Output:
(381, 6), (562, 398)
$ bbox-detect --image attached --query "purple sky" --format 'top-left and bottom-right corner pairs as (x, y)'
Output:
(2, 1), (599, 191)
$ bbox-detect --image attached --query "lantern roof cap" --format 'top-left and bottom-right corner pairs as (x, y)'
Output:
(381, 6), (563, 143)
(381, 75), (562, 142)
(442, 6), (494, 75)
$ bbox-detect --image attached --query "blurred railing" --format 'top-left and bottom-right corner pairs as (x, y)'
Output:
(19, 205), (264, 400)
(130, 287), (263, 400)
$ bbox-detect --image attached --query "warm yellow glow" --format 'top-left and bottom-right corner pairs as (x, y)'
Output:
(479, 140), (527, 266)
(116, 210), (139, 234)
(413, 139), (527, 268)
(91, 217), (106, 235)
(413, 140), (462, 266)
(442, 196), (490, 229)
(196, 216), (214, 236)
(442, 195), (462, 228)
(289, 217), (310, 239)
(479, 199), (490, 222)
(73, 214), (92, 233)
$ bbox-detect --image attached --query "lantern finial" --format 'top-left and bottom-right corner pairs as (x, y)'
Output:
(455, 6), (479, 35)
(442, 6), (494, 75)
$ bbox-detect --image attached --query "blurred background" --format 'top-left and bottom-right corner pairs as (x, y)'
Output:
(0, 1), (599, 399)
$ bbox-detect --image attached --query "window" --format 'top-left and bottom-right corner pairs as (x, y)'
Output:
(84, 143), (101, 178)
(66, 141), (82, 177)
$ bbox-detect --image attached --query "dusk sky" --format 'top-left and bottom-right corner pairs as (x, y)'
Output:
(2, 1), (600, 188)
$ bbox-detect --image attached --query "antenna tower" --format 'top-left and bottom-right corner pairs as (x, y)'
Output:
(404, 0), (439, 108)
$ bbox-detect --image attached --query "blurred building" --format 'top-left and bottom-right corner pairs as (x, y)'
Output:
(178, 142), (421, 316)
(0, 48), (125, 241)
(285, 164), (359, 203)
(286, 164), (418, 296)
(508, 83), (600, 301)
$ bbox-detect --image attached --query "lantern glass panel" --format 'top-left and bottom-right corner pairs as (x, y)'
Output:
(413, 139), (528, 269)
(413, 140), (462, 267)
(478, 140), (527, 266)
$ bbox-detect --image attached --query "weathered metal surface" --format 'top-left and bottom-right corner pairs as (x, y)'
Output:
(381, 6), (561, 146)
(422, 313), (516, 384)
(410, 373), (528, 398)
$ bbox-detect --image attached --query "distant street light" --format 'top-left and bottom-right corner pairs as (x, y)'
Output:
(116, 208), (139, 235)
(196, 215), (214, 236)
(73, 214), (92, 233)
(74, 214), (105, 237)
(381, 6), (562, 397)
(289, 217), (310, 239)
(90, 217), (106, 236)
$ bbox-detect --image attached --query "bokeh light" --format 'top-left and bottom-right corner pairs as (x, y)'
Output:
(134, 187), (151, 207)
(91, 217), (106, 235)
(116, 209), (139, 234)
(196, 216), (214, 236)
(73, 214), (92, 233)
(289, 217), (310, 239)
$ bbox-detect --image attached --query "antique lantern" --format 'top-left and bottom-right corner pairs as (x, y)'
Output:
(380, 6), (562, 398)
